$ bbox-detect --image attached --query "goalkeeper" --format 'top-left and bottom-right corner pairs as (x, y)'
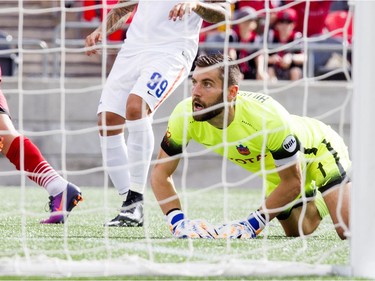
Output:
(151, 53), (351, 240)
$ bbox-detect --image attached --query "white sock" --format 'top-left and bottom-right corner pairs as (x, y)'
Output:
(45, 177), (69, 197)
(126, 117), (154, 194)
(100, 134), (130, 195)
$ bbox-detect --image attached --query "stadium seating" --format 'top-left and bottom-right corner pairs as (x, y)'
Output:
(0, 31), (16, 76)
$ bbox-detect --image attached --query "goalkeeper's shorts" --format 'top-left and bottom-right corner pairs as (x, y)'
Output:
(305, 127), (351, 194)
(274, 126), (351, 220)
(276, 189), (329, 221)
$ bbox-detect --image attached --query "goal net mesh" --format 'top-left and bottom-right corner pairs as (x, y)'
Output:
(0, 0), (354, 278)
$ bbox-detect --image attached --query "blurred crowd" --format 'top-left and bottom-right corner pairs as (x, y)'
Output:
(80, 0), (353, 81)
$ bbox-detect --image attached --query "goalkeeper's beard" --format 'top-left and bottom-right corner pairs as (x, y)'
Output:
(192, 92), (224, 122)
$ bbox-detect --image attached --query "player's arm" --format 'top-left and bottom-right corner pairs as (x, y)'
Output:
(260, 161), (302, 221)
(151, 148), (182, 215)
(85, 0), (136, 56)
(169, 1), (229, 23)
(101, 0), (137, 36)
(217, 160), (302, 239)
(151, 147), (217, 239)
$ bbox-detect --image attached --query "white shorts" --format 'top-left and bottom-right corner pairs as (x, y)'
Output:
(97, 51), (190, 118)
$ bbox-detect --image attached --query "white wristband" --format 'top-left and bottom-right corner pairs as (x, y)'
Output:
(166, 209), (185, 226)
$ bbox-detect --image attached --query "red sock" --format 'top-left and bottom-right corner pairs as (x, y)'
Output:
(6, 136), (59, 188)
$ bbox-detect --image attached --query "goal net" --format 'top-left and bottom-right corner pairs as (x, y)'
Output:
(0, 0), (373, 278)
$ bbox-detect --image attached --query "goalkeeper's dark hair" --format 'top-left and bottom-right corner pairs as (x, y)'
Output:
(194, 53), (241, 87)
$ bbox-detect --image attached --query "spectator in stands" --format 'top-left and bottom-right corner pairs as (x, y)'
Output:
(324, 10), (353, 44)
(0, 65), (82, 224)
(199, 4), (237, 60)
(329, 0), (349, 12)
(200, 26), (238, 61)
(284, 0), (332, 37)
(0, 31), (16, 76)
(199, 3), (235, 43)
(285, 0), (354, 80)
(236, 0), (280, 10)
(235, 0), (281, 33)
(232, 7), (262, 80)
(85, 1), (227, 227)
(259, 8), (305, 81)
(315, 9), (352, 80)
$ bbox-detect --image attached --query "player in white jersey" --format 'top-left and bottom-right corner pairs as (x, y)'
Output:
(85, 1), (228, 227)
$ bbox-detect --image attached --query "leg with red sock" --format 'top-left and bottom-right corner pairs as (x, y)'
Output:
(6, 136), (83, 223)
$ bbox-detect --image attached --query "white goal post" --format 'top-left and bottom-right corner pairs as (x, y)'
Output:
(350, 0), (375, 278)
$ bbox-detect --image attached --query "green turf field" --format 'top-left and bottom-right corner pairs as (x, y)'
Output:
(0, 185), (362, 280)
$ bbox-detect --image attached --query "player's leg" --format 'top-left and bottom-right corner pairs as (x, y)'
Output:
(322, 182), (350, 240)
(265, 172), (328, 237)
(98, 51), (189, 227)
(312, 127), (351, 240)
(0, 111), (20, 154)
(0, 113), (82, 224)
(110, 52), (188, 227)
(97, 53), (145, 227)
(98, 112), (137, 227)
(278, 197), (324, 237)
(125, 93), (153, 193)
(98, 111), (128, 195)
(98, 111), (138, 226)
(113, 94), (152, 227)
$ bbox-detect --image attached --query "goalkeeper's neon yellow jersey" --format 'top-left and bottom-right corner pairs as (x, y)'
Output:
(161, 91), (349, 195)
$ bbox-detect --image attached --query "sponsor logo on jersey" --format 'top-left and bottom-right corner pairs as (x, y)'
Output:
(283, 135), (297, 153)
(229, 154), (267, 164)
(236, 144), (250, 155)
(162, 128), (172, 147)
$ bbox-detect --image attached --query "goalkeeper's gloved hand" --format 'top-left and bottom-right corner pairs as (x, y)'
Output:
(216, 210), (266, 239)
(166, 209), (217, 239)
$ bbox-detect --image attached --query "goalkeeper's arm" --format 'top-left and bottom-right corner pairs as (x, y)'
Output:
(151, 148), (182, 215)
(259, 161), (302, 221)
(151, 148), (217, 238)
(217, 161), (303, 238)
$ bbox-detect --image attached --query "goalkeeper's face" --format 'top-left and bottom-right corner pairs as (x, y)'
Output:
(191, 67), (224, 122)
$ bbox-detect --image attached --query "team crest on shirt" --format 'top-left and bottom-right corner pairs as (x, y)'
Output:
(162, 128), (172, 147)
(236, 144), (250, 155)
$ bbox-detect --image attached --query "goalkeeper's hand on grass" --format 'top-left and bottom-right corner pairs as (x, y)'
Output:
(166, 209), (217, 239)
(216, 210), (266, 239)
